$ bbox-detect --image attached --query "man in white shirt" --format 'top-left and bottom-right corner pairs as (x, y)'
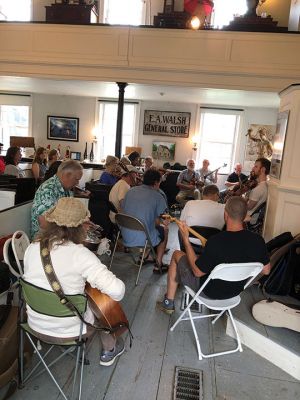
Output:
(109, 165), (139, 223)
(180, 185), (225, 245)
(247, 157), (270, 219)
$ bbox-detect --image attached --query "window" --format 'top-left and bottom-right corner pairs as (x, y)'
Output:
(97, 101), (138, 160)
(0, 105), (30, 151)
(103, 0), (145, 25)
(213, 0), (247, 28)
(197, 109), (241, 174)
(0, 0), (31, 21)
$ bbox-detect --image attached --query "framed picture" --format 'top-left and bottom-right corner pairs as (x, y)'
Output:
(70, 151), (81, 161)
(47, 116), (79, 142)
(152, 141), (176, 160)
(270, 110), (289, 179)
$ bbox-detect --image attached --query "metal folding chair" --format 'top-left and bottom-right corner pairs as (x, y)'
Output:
(19, 279), (88, 400)
(170, 262), (263, 360)
(109, 213), (157, 285)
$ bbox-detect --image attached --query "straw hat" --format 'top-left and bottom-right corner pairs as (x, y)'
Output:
(105, 155), (119, 167)
(44, 197), (91, 227)
(121, 165), (139, 175)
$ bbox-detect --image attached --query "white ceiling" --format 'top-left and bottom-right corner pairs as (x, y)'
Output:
(0, 76), (280, 108)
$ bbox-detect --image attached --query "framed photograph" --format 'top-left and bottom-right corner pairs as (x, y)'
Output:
(47, 116), (79, 142)
(70, 151), (81, 161)
(152, 141), (176, 160)
(270, 110), (289, 179)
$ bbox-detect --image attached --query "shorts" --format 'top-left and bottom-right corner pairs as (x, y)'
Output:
(175, 255), (202, 292)
(153, 225), (165, 251)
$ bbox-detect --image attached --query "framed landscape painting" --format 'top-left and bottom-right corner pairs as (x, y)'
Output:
(47, 116), (79, 142)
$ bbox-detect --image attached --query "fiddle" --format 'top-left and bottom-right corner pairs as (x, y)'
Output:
(118, 160), (139, 186)
(224, 174), (257, 202)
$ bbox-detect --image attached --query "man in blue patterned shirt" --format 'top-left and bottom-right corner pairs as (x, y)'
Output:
(31, 160), (83, 238)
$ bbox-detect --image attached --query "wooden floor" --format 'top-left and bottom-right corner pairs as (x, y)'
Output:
(5, 226), (300, 400)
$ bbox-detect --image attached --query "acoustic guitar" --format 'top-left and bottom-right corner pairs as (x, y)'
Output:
(161, 214), (207, 246)
(85, 283), (129, 337)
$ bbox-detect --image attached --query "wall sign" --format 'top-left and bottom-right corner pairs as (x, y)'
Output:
(143, 110), (190, 138)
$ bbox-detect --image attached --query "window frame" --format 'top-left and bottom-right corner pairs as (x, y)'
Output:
(0, 94), (32, 152)
(195, 107), (243, 174)
(96, 99), (140, 160)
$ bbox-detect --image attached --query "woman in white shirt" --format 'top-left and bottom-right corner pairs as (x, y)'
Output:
(23, 197), (126, 366)
(4, 146), (25, 178)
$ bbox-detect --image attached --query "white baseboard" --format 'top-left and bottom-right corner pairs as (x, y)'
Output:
(226, 317), (300, 381)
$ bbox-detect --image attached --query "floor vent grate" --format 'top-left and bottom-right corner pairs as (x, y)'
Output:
(173, 366), (203, 400)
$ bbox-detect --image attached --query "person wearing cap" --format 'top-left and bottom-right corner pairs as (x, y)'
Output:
(109, 165), (139, 223)
(31, 160), (83, 239)
(24, 197), (126, 366)
(99, 155), (120, 185)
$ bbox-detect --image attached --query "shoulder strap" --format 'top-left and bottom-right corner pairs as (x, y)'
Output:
(39, 240), (111, 333)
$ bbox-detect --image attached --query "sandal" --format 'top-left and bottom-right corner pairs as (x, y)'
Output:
(153, 264), (169, 274)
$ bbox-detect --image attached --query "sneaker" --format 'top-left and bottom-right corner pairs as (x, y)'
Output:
(156, 297), (175, 315)
(99, 337), (125, 366)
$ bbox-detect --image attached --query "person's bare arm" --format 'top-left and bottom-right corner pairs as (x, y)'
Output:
(225, 181), (237, 188)
(31, 163), (40, 180)
(177, 220), (206, 278)
(247, 199), (258, 211)
(262, 263), (271, 275)
(177, 182), (195, 191)
(38, 215), (48, 230)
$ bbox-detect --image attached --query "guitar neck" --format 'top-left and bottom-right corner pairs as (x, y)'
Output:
(162, 214), (207, 246)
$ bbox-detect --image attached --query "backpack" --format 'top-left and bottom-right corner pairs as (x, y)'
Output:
(262, 235), (300, 301)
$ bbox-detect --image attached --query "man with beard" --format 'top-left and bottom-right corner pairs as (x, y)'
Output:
(246, 157), (270, 219)
(176, 159), (201, 205)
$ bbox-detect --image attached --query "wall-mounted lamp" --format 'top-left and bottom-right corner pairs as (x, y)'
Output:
(189, 16), (201, 30)
(191, 134), (200, 151)
(91, 127), (98, 143)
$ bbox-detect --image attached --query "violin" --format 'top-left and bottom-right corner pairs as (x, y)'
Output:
(118, 160), (139, 186)
(224, 174), (257, 202)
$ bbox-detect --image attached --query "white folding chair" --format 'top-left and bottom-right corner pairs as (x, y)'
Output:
(3, 238), (21, 279)
(170, 262), (263, 360)
(11, 230), (30, 276)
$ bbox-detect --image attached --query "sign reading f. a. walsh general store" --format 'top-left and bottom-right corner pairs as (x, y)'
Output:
(143, 110), (190, 138)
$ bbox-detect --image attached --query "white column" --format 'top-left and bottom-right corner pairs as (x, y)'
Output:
(264, 84), (300, 240)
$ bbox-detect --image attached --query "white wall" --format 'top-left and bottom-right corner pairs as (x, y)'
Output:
(236, 107), (278, 172)
(32, 93), (97, 157)
(2, 92), (277, 170)
(137, 100), (198, 166)
(138, 101), (278, 169)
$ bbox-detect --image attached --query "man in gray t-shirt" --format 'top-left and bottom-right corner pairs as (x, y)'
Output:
(176, 159), (201, 205)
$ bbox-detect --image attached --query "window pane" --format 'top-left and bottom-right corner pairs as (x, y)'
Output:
(198, 111), (240, 174)
(0, 0), (31, 21)
(98, 102), (136, 160)
(0, 105), (30, 150)
(213, 0), (247, 28)
(104, 0), (144, 25)
(202, 113), (237, 143)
